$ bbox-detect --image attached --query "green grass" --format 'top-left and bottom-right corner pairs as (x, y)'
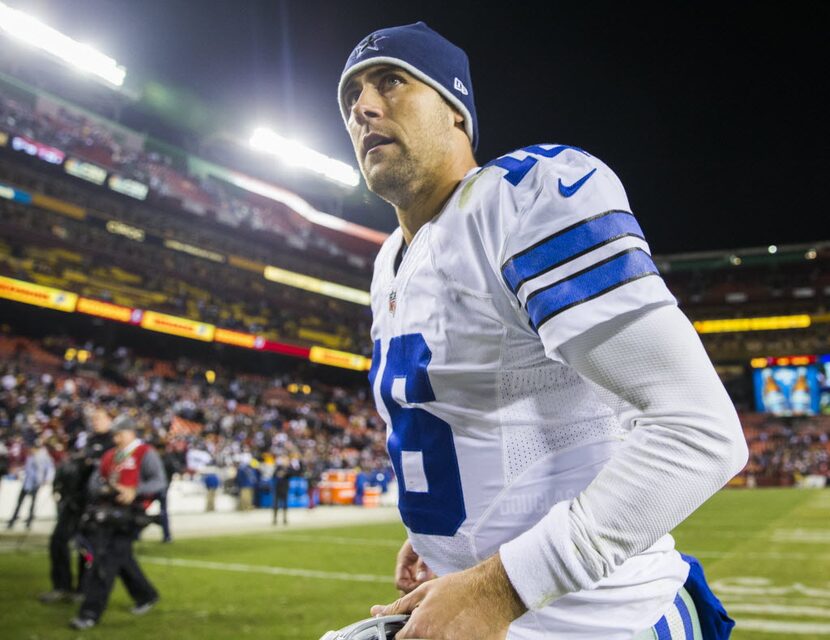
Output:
(1, 489), (828, 639)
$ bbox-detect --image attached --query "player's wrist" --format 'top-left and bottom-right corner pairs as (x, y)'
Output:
(475, 553), (527, 622)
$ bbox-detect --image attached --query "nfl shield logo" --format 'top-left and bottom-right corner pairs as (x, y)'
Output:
(388, 290), (397, 315)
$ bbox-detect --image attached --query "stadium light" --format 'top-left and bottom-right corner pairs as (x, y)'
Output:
(0, 2), (126, 87)
(250, 127), (360, 188)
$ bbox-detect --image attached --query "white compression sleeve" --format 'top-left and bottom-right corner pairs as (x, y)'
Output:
(499, 304), (748, 609)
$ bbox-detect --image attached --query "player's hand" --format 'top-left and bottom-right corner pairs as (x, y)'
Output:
(115, 485), (136, 504)
(371, 552), (527, 640)
(394, 539), (436, 594)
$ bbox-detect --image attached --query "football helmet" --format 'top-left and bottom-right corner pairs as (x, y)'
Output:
(319, 614), (409, 640)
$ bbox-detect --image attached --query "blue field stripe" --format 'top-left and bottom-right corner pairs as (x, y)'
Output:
(525, 247), (659, 329)
(654, 615), (672, 640)
(675, 593), (695, 639)
(501, 210), (643, 293)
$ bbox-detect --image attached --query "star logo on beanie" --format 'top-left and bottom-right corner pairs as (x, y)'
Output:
(354, 33), (387, 57)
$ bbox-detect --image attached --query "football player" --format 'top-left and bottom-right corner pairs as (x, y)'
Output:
(337, 22), (748, 639)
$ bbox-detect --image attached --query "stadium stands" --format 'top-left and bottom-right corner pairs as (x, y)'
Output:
(2, 330), (826, 489)
(0, 331), (390, 487)
(0, 196), (370, 352)
(739, 412), (830, 487)
(657, 244), (830, 361)
(0, 85), (381, 273)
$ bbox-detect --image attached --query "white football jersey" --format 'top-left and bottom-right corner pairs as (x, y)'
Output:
(368, 145), (689, 638)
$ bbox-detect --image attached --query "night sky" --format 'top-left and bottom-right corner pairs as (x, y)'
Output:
(12, 1), (830, 255)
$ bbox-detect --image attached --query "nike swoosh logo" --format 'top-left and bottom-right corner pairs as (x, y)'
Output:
(558, 168), (597, 197)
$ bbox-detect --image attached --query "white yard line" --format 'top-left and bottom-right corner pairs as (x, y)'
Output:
(770, 529), (830, 544)
(142, 555), (389, 584)
(727, 603), (830, 618)
(736, 619), (830, 635)
(691, 550), (830, 560)
(270, 533), (402, 547)
(712, 578), (830, 599)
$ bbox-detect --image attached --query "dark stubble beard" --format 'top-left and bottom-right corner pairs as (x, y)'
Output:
(364, 145), (422, 210)
(362, 102), (454, 210)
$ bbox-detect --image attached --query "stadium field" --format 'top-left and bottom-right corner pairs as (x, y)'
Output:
(1, 488), (828, 639)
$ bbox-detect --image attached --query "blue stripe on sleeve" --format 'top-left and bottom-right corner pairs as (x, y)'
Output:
(501, 210), (644, 293)
(674, 593), (695, 640)
(525, 247), (659, 329)
(654, 615), (672, 640)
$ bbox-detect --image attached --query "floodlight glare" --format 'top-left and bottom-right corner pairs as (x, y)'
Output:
(0, 2), (126, 87)
(250, 127), (360, 188)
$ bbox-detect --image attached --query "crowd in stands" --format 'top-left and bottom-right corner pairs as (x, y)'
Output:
(0, 196), (372, 353)
(662, 249), (830, 321)
(6, 91), (830, 362)
(0, 91), (376, 277)
(657, 247), (830, 361)
(699, 329), (830, 364)
(0, 332), (390, 502)
(740, 412), (830, 486)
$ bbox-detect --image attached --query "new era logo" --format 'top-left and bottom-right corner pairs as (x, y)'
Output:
(453, 77), (468, 95)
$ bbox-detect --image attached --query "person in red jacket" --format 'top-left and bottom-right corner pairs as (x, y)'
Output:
(70, 414), (166, 630)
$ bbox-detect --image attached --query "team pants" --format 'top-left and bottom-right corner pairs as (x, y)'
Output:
(272, 489), (288, 524)
(239, 487), (253, 511)
(8, 486), (39, 527)
(634, 588), (702, 640)
(49, 505), (83, 592)
(78, 528), (158, 622)
(157, 488), (171, 541)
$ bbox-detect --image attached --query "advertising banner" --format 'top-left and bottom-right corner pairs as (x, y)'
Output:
(228, 255), (267, 274)
(11, 135), (65, 165)
(0, 276), (77, 312)
(214, 328), (258, 349)
(308, 346), (371, 371)
(260, 340), (311, 358)
(820, 355), (830, 415)
(694, 315), (811, 333)
(108, 174), (149, 200)
(140, 310), (215, 342)
(263, 265), (370, 306)
(65, 158), (108, 185)
(0, 182), (33, 204)
(76, 297), (134, 323)
(754, 364), (821, 416)
(105, 220), (146, 242)
(31, 193), (86, 220)
(163, 239), (225, 263)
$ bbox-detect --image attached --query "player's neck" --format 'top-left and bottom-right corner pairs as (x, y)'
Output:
(395, 155), (477, 245)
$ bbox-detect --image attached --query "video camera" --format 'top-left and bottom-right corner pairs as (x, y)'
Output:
(80, 483), (161, 534)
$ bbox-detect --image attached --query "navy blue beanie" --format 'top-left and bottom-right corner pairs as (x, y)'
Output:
(338, 22), (478, 150)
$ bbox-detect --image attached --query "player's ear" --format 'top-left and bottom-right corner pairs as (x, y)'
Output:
(450, 106), (466, 135)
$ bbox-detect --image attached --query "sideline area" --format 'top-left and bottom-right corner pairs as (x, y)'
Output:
(0, 476), (401, 541)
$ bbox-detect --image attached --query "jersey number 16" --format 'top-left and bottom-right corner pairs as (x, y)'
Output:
(370, 334), (466, 536)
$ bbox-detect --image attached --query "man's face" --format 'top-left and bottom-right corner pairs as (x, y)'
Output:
(113, 430), (134, 449)
(343, 65), (461, 201)
(90, 408), (111, 434)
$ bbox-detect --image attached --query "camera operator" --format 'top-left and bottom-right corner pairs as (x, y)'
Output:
(40, 407), (113, 604)
(70, 415), (165, 630)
